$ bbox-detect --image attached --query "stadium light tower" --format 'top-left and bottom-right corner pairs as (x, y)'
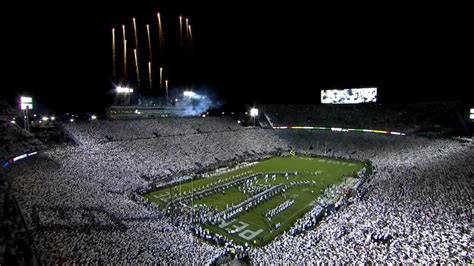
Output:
(250, 108), (258, 127)
(115, 86), (133, 106)
(116, 86), (134, 94)
(20, 96), (33, 132)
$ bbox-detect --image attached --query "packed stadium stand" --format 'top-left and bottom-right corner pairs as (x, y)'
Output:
(261, 102), (466, 134)
(1, 110), (473, 264)
(0, 117), (45, 160)
(63, 117), (244, 145)
(1, 112), (43, 265)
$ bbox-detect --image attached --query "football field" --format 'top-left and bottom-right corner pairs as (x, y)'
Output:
(144, 156), (365, 246)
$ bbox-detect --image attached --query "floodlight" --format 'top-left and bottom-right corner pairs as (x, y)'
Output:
(42, 117), (49, 121)
(116, 86), (134, 93)
(250, 108), (258, 117)
(183, 91), (196, 97)
(20, 96), (32, 103)
(91, 115), (97, 120)
(21, 103), (33, 110)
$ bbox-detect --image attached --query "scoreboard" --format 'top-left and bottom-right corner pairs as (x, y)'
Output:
(321, 88), (377, 104)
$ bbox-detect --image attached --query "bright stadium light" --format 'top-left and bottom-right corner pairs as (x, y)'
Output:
(20, 96), (33, 132)
(21, 103), (33, 110)
(183, 91), (196, 97)
(91, 115), (97, 120)
(470, 108), (474, 120)
(42, 116), (49, 121)
(116, 86), (134, 94)
(250, 108), (258, 127)
(70, 118), (74, 123)
(20, 96), (33, 110)
(50, 116), (55, 121)
(20, 96), (32, 103)
(250, 108), (258, 117)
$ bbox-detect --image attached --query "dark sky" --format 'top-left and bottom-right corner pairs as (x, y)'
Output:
(2, 2), (471, 114)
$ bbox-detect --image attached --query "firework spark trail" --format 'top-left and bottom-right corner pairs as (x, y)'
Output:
(124, 40), (127, 79)
(133, 18), (139, 55)
(112, 28), (116, 80)
(157, 12), (164, 49)
(146, 24), (152, 60)
(185, 18), (189, 45)
(179, 16), (183, 47)
(148, 61), (152, 90)
(165, 79), (169, 104)
(159, 67), (163, 90)
(134, 49), (140, 87)
(188, 24), (193, 48)
(122, 25), (127, 79)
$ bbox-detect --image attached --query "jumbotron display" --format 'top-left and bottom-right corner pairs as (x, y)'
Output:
(321, 87), (377, 104)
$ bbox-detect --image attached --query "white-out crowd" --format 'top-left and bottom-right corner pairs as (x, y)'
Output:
(2, 117), (472, 264)
(261, 102), (459, 133)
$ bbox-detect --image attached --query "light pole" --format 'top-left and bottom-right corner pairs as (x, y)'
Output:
(250, 108), (258, 127)
(20, 96), (33, 132)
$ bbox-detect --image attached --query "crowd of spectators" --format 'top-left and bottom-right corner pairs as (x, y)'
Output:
(1, 116), (472, 264)
(261, 103), (461, 133)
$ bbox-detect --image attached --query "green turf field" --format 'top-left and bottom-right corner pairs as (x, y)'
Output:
(144, 156), (365, 246)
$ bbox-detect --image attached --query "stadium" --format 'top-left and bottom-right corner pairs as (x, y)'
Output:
(1, 4), (473, 265)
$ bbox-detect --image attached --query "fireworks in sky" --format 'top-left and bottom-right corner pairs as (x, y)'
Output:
(148, 61), (152, 90)
(111, 12), (195, 97)
(160, 67), (163, 90)
(157, 12), (164, 49)
(179, 16), (183, 47)
(112, 28), (116, 79)
(146, 24), (152, 60)
(188, 24), (193, 48)
(134, 49), (140, 87)
(132, 17), (139, 56)
(122, 25), (127, 79)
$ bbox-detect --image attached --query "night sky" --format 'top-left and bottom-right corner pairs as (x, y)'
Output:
(3, 2), (471, 114)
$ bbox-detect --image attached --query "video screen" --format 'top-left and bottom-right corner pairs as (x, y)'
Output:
(321, 88), (377, 104)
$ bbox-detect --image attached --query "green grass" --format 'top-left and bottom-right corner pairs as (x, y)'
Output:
(144, 156), (365, 246)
